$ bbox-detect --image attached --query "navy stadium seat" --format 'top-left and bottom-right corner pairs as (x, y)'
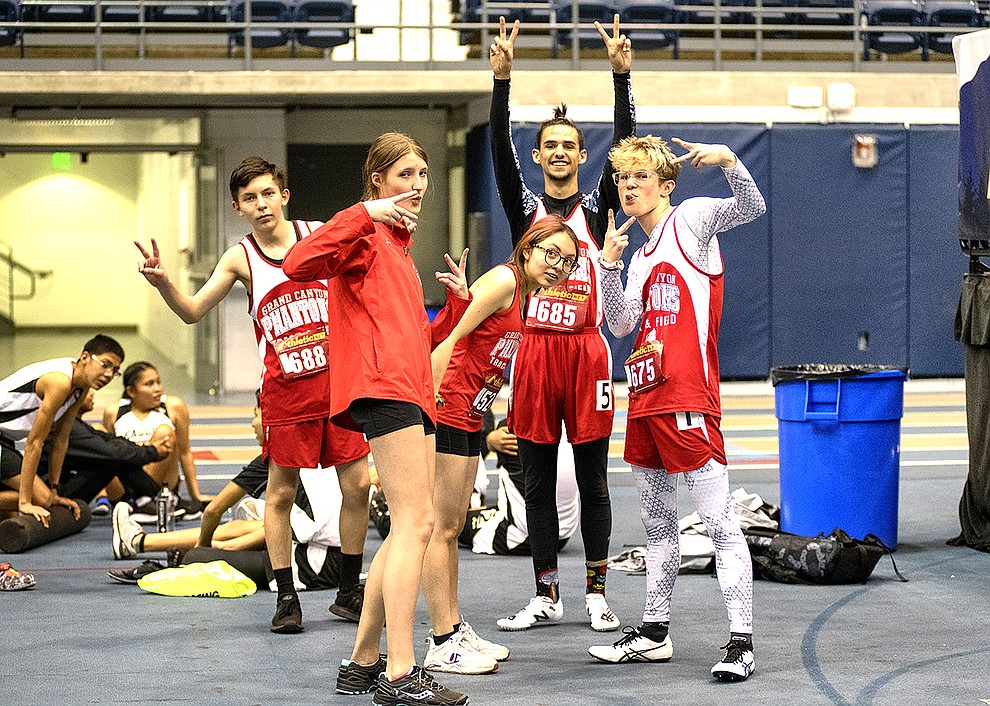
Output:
(555, 1), (616, 50)
(293, 0), (354, 50)
(861, 0), (926, 60)
(792, 0), (854, 26)
(228, 0), (292, 49)
(616, 0), (680, 56)
(0, 0), (20, 47)
(924, 0), (986, 54)
(147, 4), (214, 23)
(32, 2), (94, 23)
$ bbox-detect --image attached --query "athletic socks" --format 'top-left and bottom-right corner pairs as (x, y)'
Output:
(339, 552), (363, 590)
(731, 632), (754, 650)
(432, 630), (456, 646)
(273, 567), (295, 597)
(640, 621), (670, 643)
(535, 567), (559, 602)
(586, 559), (609, 594)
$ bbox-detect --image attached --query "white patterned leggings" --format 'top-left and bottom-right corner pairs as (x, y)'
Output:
(631, 460), (753, 634)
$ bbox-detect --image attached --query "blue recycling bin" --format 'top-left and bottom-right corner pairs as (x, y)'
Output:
(773, 366), (907, 548)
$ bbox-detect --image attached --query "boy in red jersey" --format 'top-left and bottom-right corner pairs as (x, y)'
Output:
(134, 157), (371, 634)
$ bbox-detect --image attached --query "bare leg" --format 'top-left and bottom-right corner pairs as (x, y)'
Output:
(423, 452), (476, 635)
(265, 462), (300, 571)
(335, 455), (371, 556)
(350, 426), (435, 680)
(143, 519), (263, 553)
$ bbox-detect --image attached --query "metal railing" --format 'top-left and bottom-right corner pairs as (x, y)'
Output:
(0, 0), (983, 70)
(0, 240), (53, 325)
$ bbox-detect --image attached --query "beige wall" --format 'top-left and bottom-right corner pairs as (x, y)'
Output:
(0, 153), (141, 327)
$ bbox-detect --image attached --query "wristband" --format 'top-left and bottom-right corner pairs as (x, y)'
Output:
(599, 256), (624, 272)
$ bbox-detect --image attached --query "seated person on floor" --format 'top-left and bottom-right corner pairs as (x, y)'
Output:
(39, 389), (172, 510)
(110, 392), (345, 594)
(103, 361), (212, 520)
(468, 411), (580, 556)
(1, 334), (125, 526)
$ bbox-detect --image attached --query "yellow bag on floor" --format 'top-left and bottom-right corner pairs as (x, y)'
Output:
(137, 560), (257, 598)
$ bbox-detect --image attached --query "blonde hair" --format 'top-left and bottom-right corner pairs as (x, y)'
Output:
(362, 132), (429, 201)
(608, 135), (681, 182)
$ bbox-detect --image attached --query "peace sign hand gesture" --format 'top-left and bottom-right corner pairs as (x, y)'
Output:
(489, 16), (518, 80)
(671, 138), (737, 170)
(602, 209), (635, 265)
(435, 248), (470, 300)
(134, 239), (171, 289)
(596, 14), (631, 74)
(364, 191), (419, 226)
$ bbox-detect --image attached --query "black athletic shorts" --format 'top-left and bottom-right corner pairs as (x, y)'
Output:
(349, 399), (436, 441)
(0, 437), (22, 482)
(435, 422), (482, 458)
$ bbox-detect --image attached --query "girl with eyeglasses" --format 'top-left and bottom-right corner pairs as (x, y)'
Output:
(423, 216), (580, 675)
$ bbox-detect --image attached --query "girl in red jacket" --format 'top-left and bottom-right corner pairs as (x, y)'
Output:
(282, 132), (470, 706)
(423, 217), (580, 676)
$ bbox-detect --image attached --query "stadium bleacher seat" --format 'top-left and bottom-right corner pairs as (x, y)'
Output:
(793, 0), (854, 26)
(228, 0), (292, 50)
(924, 0), (986, 54)
(0, 0), (20, 47)
(861, 0), (926, 60)
(555, 1), (617, 49)
(147, 3), (214, 23)
(616, 0), (680, 56)
(31, 2), (94, 23)
(293, 0), (354, 50)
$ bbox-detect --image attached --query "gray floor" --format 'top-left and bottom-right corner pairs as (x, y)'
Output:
(0, 335), (987, 705)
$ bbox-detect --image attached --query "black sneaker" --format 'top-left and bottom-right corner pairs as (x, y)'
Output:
(335, 655), (387, 695)
(370, 488), (390, 539)
(329, 583), (364, 623)
(107, 559), (167, 585)
(270, 593), (304, 634)
(373, 666), (468, 706)
(176, 496), (205, 522)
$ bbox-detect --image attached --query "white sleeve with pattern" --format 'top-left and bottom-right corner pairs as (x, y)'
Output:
(601, 264), (646, 338)
(677, 159), (767, 273)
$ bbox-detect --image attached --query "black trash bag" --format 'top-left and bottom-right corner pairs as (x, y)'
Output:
(770, 364), (909, 387)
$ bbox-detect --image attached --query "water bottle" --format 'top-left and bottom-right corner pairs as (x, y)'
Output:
(156, 486), (181, 567)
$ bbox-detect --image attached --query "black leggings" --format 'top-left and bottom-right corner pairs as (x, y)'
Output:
(519, 436), (612, 575)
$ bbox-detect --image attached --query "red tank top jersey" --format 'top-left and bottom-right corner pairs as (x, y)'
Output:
(281, 203), (436, 432)
(438, 265), (524, 433)
(625, 206), (723, 420)
(524, 200), (603, 335)
(241, 220), (331, 426)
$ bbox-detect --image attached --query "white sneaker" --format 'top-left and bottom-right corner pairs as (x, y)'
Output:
(423, 631), (499, 674)
(585, 593), (620, 632)
(233, 497), (265, 522)
(711, 638), (755, 681)
(496, 596), (563, 631)
(112, 503), (145, 560)
(589, 626), (674, 663)
(458, 619), (510, 661)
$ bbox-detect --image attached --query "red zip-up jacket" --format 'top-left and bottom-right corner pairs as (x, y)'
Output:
(283, 203), (468, 432)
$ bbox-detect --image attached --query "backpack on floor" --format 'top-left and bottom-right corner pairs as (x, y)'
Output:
(743, 526), (908, 584)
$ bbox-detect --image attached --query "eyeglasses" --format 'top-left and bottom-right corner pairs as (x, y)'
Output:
(532, 244), (580, 274)
(612, 170), (657, 186)
(91, 354), (121, 379)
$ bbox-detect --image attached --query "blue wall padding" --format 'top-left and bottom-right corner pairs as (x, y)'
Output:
(908, 125), (965, 377)
(770, 124), (908, 368)
(465, 120), (964, 378)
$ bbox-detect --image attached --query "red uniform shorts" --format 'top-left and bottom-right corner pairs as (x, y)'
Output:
(509, 331), (614, 445)
(624, 412), (727, 473)
(264, 417), (370, 469)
